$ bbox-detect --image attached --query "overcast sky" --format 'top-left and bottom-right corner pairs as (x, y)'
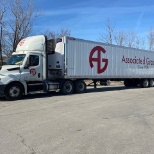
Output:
(33, 0), (154, 41)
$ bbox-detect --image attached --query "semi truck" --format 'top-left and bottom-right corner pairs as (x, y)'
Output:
(0, 35), (154, 100)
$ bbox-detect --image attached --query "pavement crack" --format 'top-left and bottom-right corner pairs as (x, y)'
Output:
(16, 133), (36, 154)
(126, 113), (154, 119)
(142, 113), (154, 117)
(0, 127), (36, 154)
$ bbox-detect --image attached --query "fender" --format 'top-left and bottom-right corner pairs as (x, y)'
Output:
(0, 74), (28, 95)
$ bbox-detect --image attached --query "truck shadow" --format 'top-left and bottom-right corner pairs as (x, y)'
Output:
(0, 86), (141, 101)
(20, 85), (141, 100)
(86, 85), (130, 93)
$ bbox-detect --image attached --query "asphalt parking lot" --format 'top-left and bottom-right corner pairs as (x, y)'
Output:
(0, 85), (154, 154)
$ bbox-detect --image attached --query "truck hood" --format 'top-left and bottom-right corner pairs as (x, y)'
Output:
(0, 65), (20, 75)
(1, 65), (20, 71)
(0, 65), (21, 85)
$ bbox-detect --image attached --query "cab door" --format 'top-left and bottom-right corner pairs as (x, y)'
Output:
(23, 54), (43, 81)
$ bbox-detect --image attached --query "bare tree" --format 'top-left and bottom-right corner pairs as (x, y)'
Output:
(134, 37), (145, 49)
(4, 0), (38, 56)
(48, 28), (71, 39)
(0, 0), (6, 64)
(105, 18), (115, 44)
(124, 31), (137, 48)
(147, 28), (154, 51)
(123, 30), (146, 49)
(114, 30), (126, 46)
(99, 18), (147, 50)
(0, 0), (6, 30)
(99, 18), (115, 44)
(99, 18), (127, 46)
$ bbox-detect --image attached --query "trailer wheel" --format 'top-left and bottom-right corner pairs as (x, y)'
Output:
(75, 80), (86, 93)
(61, 80), (74, 95)
(149, 79), (154, 87)
(140, 79), (149, 88)
(5, 83), (24, 101)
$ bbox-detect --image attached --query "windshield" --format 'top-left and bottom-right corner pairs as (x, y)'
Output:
(7, 54), (26, 65)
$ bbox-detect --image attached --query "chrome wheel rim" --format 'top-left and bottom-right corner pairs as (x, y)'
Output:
(9, 86), (20, 98)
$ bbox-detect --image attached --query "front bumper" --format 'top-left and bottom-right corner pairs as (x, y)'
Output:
(0, 85), (6, 97)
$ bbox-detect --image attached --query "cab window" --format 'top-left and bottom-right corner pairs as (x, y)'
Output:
(7, 54), (26, 65)
(29, 55), (39, 66)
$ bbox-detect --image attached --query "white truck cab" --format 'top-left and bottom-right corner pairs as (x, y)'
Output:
(0, 35), (62, 100)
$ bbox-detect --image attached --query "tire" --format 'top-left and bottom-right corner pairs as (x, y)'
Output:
(140, 79), (149, 88)
(5, 83), (24, 100)
(61, 80), (74, 95)
(149, 79), (154, 87)
(75, 80), (86, 93)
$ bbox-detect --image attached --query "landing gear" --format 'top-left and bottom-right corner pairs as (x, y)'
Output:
(100, 80), (110, 86)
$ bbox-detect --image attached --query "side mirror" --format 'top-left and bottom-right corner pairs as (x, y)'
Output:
(24, 64), (29, 69)
(23, 57), (29, 69)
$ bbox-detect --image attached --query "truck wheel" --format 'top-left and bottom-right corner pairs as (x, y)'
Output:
(140, 79), (149, 88)
(61, 80), (74, 95)
(5, 83), (24, 100)
(75, 80), (86, 93)
(149, 79), (154, 87)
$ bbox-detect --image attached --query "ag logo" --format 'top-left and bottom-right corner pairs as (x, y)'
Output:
(30, 69), (36, 76)
(19, 39), (25, 46)
(89, 46), (108, 74)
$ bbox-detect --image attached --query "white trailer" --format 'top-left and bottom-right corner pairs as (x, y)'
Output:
(0, 35), (154, 100)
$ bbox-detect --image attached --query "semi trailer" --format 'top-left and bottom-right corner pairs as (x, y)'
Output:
(0, 35), (154, 100)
